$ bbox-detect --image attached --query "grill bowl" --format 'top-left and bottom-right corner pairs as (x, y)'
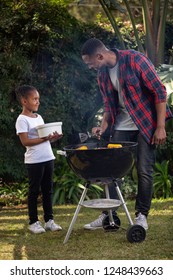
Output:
(63, 141), (137, 181)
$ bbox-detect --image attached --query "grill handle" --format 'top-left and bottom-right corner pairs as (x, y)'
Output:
(57, 150), (67, 157)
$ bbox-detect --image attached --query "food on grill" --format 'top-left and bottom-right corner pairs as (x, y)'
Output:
(107, 144), (122, 149)
(76, 145), (88, 150)
(76, 144), (123, 150)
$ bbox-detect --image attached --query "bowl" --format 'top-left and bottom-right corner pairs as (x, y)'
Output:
(36, 122), (62, 138)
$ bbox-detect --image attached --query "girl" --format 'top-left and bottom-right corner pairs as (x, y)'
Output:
(15, 85), (62, 234)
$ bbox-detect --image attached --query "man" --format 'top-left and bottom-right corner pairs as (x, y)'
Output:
(81, 38), (173, 230)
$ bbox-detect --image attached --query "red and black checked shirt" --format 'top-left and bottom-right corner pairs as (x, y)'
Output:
(98, 49), (173, 143)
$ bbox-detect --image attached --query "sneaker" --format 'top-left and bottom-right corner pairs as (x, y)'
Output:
(44, 219), (62, 231)
(84, 213), (107, 230)
(135, 213), (148, 230)
(29, 221), (46, 234)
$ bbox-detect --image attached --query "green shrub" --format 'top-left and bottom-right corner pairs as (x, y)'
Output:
(53, 154), (103, 205)
(153, 160), (173, 199)
(0, 180), (28, 207)
(156, 131), (173, 176)
(121, 176), (137, 200)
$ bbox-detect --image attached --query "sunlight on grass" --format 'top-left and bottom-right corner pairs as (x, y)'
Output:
(0, 244), (15, 259)
(21, 246), (28, 260)
(150, 209), (172, 216)
(0, 199), (173, 260)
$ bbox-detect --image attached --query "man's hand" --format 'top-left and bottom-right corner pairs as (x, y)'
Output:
(152, 102), (167, 145)
(91, 112), (111, 139)
(151, 127), (166, 145)
(92, 127), (102, 139)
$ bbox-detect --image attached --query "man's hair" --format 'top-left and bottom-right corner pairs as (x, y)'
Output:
(16, 85), (36, 103)
(81, 38), (105, 56)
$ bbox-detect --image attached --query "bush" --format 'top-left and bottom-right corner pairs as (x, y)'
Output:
(153, 160), (173, 199)
(0, 179), (28, 207)
(121, 176), (138, 200)
(53, 154), (103, 205)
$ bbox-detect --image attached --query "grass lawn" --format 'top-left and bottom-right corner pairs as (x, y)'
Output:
(0, 198), (173, 260)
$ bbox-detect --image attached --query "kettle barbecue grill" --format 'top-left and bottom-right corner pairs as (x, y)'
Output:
(57, 141), (146, 244)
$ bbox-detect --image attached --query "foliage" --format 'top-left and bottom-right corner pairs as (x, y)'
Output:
(156, 132), (173, 176)
(0, 180), (28, 206)
(153, 160), (173, 199)
(121, 176), (137, 200)
(53, 154), (103, 205)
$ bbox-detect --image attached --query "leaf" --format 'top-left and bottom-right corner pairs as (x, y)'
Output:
(90, 184), (103, 191)
(153, 160), (172, 198)
(52, 188), (61, 205)
(68, 186), (76, 199)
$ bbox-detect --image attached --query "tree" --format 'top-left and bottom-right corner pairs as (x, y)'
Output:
(78, 0), (173, 67)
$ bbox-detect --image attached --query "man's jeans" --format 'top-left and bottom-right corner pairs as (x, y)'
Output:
(108, 130), (156, 217)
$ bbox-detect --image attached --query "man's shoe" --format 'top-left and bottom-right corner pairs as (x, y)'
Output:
(84, 213), (107, 230)
(29, 221), (46, 234)
(44, 219), (62, 231)
(135, 213), (148, 230)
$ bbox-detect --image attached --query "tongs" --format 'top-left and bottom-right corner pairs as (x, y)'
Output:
(87, 133), (109, 148)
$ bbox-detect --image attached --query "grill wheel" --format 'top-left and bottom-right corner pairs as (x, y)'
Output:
(102, 214), (121, 231)
(126, 225), (146, 243)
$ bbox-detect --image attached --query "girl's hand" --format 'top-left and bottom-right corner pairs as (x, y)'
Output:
(44, 132), (63, 142)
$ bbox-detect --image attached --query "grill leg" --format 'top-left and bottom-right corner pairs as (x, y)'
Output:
(113, 180), (133, 226)
(63, 183), (89, 244)
(105, 184), (114, 224)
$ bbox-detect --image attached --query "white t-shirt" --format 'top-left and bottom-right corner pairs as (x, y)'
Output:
(109, 63), (138, 131)
(15, 114), (55, 164)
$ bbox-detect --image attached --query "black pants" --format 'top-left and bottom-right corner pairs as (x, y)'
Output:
(107, 130), (155, 217)
(26, 160), (54, 224)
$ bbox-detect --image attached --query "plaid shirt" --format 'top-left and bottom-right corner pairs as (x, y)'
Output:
(98, 49), (173, 143)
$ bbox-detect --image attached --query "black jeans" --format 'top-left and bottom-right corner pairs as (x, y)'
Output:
(107, 130), (156, 217)
(26, 160), (54, 224)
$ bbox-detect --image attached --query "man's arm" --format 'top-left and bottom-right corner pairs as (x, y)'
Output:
(151, 102), (167, 145)
(92, 112), (111, 137)
(134, 53), (167, 145)
(101, 112), (111, 132)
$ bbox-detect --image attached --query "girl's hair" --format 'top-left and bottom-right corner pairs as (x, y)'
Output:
(16, 85), (36, 103)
